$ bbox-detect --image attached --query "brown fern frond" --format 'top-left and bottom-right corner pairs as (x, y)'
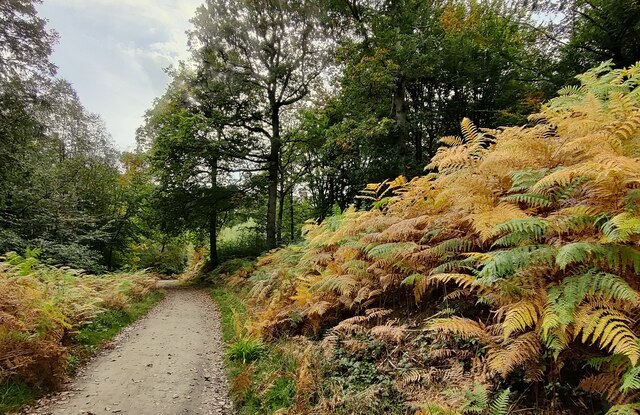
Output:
(428, 317), (491, 342)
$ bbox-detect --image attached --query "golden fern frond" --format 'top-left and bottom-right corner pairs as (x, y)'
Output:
(574, 306), (640, 365)
(461, 117), (480, 144)
(370, 323), (406, 343)
(501, 300), (541, 339)
(310, 274), (357, 296)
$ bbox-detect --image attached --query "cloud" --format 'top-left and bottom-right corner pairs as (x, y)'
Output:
(37, 0), (202, 150)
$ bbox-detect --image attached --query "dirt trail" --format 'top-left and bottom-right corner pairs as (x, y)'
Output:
(24, 284), (233, 415)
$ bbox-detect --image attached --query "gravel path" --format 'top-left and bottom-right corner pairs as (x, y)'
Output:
(21, 285), (233, 415)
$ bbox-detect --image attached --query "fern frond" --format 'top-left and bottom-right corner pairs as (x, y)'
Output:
(502, 300), (540, 338)
(556, 242), (640, 272)
(459, 381), (489, 414)
(310, 274), (357, 296)
(477, 245), (556, 282)
(621, 364), (640, 393)
(574, 306), (640, 365)
(428, 317), (490, 341)
(508, 168), (550, 193)
(606, 404), (640, 415)
(489, 388), (511, 415)
(600, 212), (640, 243)
(489, 331), (540, 377)
(501, 192), (552, 208)
(429, 238), (475, 256)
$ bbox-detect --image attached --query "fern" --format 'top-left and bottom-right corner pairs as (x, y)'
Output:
(489, 389), (511, 415)
(508, 168), (550, 193)
(460, 382), (489, 414)
(606, 404), (640, 415)
(545, 269), (639, 333)
(556, 242), (640, 272)
(476, 245), (556, 282)
(600, 212), (640, 243)
(429, 317), (490, 341)
(502, 300), (540, 339)
(574, 306), (640, 365)
(620, 364), (640, 393)
(501, 192), (552, 208)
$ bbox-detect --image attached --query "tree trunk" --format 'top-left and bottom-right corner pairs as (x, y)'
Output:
(393, 75), (409, 175)
(277, 188), (285, 246)
(209, 210), (218, 268)
(266, 106), (280, 249)
(289, 186), (294, 243)
(209, 154), (219, 267)
(414, 129), (423, 168)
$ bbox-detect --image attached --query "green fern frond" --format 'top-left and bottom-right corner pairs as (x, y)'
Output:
(459, 381), (489, 414)
(477, 245), (556, 282)
(489, 388), (511, 415)
(546, 269), (639, 330)
(508, 168), (550, 193)
(600, 212), (640, 243)
(620, 364), (640, 393)
(606, 404), (640, 415)
(501, 193), (552, 208)
(429, 238), (475, 256)
(492, 218), (550, 237)
(491, 218), (550, 247)
(556, 242), (640, 272)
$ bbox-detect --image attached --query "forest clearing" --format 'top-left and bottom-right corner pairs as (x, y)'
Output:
(3, 0), (640, 414)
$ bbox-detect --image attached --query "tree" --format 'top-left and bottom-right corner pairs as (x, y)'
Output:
(189, 0), (332, 249)
(0, 0), (57, 204)
(560, 0), (640, 72)
(139, 69), (247, 267)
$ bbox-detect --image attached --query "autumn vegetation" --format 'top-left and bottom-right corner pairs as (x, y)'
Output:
(3, 0), (640, 413)
(210, 63), (640, 414)
(0, 250), (160, 412)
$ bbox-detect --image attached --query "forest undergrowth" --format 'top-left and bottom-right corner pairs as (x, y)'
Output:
(208, 62), (640, 414)
(0, 250), (161, 414)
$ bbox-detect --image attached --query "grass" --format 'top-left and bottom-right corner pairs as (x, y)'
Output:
(0, 291), (164, 415)
(0, 382), (38, 414)
(209, 286), (297, 415)
(75, 291), (165, 350)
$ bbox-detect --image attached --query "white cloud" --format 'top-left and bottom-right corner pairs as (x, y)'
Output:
(37, 0), (202, 150)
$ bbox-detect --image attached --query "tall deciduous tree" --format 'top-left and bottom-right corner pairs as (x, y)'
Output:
(189, 0), (331, 249)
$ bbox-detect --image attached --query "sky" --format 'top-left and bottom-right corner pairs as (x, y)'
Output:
(37, 0), (203, 151)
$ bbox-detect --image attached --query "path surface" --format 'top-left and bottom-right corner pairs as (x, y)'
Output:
(23, 284), (233, 415)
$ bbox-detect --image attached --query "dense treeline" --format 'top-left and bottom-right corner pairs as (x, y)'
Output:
(139, 0), (640, 268)
(0, 1), (158, 272)
(2, 1), (640, 274)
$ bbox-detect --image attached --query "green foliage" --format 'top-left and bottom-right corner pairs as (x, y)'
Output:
(228, 339), (266, 364)
(0, 382), (38, 415)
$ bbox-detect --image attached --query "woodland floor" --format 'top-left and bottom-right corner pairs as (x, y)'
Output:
(17, 283), (233, 415)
